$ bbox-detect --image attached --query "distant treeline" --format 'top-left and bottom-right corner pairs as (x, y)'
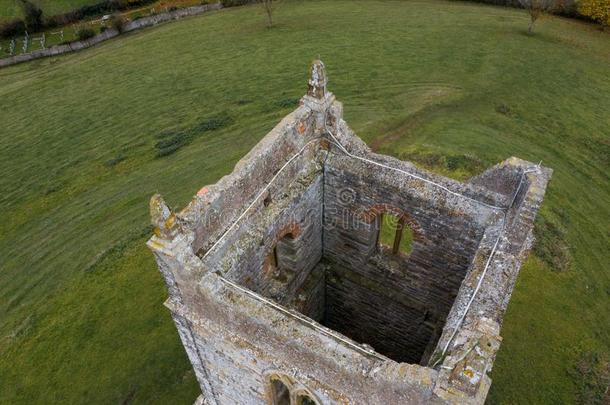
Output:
(457, 0), (581, 17)
(46, 0), (157, 27)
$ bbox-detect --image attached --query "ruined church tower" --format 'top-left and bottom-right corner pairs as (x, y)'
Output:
(148, 61), (551, 404)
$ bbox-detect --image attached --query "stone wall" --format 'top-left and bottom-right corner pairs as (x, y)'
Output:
(315, 116), (513, 364)
(320, 150), (501, 364)
(165, 271), (441, 405)
(218, 172), (324, 305)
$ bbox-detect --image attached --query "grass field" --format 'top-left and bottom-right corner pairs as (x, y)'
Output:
(0, 1), (608, 403)
(0, 0), (101, 21)
(0, 0), (201, 25)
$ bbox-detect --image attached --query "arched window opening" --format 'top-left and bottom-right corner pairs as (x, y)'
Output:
(265, 245), (285, 281)
(270, 378), (290, 405)
(296, 393), (318, 405)
(264, 231), (296, 282)
(378, 213), (413, 255)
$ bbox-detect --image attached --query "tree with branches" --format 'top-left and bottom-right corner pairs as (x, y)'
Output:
(260, 0), (280, 28)
(518, 0), (556, 34)
(19, 0), (43, 32)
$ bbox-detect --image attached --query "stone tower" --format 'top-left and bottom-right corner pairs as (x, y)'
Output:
(147, 61), (551, 404)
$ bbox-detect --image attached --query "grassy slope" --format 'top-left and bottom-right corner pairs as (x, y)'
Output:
(0, 1), (608, 403)
(0, 0), (100, 20)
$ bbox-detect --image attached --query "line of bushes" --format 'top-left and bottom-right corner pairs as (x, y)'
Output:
(0, 0), (156, 39)
(453, 0), (594, 20)
(0, 19), (26, 38)
(154, 115), (233, 157)
(46, 0), (156, 28)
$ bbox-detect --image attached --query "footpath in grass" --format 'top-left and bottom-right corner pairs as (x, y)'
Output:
(0, 1), (608, 403)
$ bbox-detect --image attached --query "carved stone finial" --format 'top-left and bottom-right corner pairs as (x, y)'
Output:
(150, 193), (176, 239)
(307, 60), (328, 99)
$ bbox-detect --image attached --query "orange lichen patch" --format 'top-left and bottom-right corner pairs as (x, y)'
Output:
(298, 121), (307, 135)
(262, 252), (276, 278)
(320, 139), (330, 150)
(197, 186), (210, 196)
(164, 214), (176, 229)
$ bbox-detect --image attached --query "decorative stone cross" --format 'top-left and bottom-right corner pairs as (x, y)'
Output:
(307, 60), (328, 99)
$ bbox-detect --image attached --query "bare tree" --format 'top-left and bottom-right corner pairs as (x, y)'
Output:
(260, 0), (280, 28)
(519, 0), (556, 34)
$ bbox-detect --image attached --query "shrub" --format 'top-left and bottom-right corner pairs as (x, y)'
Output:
(578, 0), (610, 29)
(495, 103), (512, 115)
(110, 13), (126, 33)
(459, 0), (579, 17)
(104, 154), (126, 167)
(155, 115), (233, 157)
(570, 351), (610, 404)
(19, 0), (43, 32)
(0, 19), (26, 38)
(45, 0), (156, 28)
(276, 97), (300, 108)
(100, 25), (107, 32)
(155, 131), (192, 157)
(76, 26), (96, 40)
(192, 115), (233, 132)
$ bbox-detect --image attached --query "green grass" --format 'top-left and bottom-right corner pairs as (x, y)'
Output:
(0, 1), (608, 403)
(378, 213), (413, 255)
(0, 0), (101, 21)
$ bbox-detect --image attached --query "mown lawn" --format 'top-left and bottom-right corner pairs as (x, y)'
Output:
(0, 1), (608, 403)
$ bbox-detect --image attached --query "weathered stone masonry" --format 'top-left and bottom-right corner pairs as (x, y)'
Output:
(147, 61), (551, 404)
